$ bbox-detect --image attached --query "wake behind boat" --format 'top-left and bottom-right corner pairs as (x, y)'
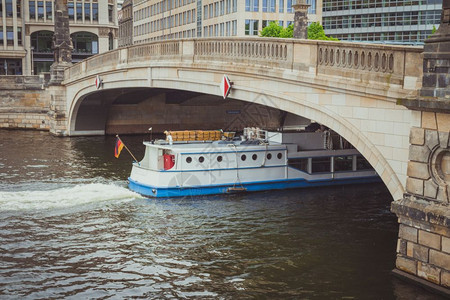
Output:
(128, 127), (379, 197)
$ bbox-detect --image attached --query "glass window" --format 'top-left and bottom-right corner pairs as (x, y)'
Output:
(68, 2), (74, 20)
(84, 3), (90, 21)
(37, 1), (44, 19)
(6, 0), (13, 17)
(279, 0), (284, 12)
(6, 27), (14, 45)
(287, 0), (293, 13)
(108, 4), (113, 22)
(312, 157), (331, 173)
(17, 27), (22, 45)
(46, 1), (52, 20)
(334, 156), (353, 172)
(356, 156), (373, 170)
(71, 32), (99, 54)
(29, 1), (35, 19)
(92, 3), (98, 21)
(288, 158), (308, 172)
(0, 2), (2, 16)
(0, 31), (3, 46)
(16, 1), (21, 18)
(77, 2), (82, 21)
(241, 154), (247, 161)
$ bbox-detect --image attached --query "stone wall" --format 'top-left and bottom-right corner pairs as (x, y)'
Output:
(0, 76), (51, 130)
(392, 110), (450, 295)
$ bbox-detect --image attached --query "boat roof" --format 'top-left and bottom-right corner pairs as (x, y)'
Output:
(143, 140), (286, 154)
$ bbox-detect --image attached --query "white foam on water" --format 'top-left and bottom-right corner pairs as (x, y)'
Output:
(0, 183), (142, 212)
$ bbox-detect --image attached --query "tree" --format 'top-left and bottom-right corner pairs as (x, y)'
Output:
(307, 22), (339, 41)
(260, 22), (283, 37)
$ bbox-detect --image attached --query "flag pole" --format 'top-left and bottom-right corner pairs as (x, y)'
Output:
(117, 135), (140, 165)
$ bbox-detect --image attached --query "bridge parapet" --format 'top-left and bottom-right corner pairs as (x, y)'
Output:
(65, 38), (423, 96)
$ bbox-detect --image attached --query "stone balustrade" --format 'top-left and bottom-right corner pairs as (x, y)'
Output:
(65, 38), (423, 91)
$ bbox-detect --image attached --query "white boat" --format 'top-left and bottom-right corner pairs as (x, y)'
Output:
(128, 127), (380, 198)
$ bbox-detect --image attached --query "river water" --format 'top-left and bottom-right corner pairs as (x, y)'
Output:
(0, 130), (445, 299)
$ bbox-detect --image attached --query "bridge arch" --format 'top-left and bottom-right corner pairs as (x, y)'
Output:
(63, 38), (423, 201)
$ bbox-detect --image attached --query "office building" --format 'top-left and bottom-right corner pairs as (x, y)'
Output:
(131, 0), (322, 43)
(322, 0), (442, 45)
(0, 0), (119, 75)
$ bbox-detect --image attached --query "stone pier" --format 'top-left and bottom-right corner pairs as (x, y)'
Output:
(392, 0), (450, 295)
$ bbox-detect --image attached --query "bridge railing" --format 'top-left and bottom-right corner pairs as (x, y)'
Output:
(66, 37), (422, 91)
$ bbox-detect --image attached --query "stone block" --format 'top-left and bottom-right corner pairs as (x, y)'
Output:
(397, 239), (407, 255)
(396, 256), (417, 275)
(419, 230), (441, 250)
(443, 237), (450, 254)
(442, 270), (450, 287)
(422, 112), (437, 130)
(406, 177), (424, 196)
(430, 249), (450, 270)
(418, 261), (441, 284)
(436, 186), (450, 203)
(399, 224), (418, 242)
(425, 130), (439, 149)
(437, 113), (450, 133)
(407, 242), (429, 262)
(410, 127), (425, 145)
(407, 161), (430, 180)
(409, 145), (430, 163)
(439, 131), (449, 149)
(424, 179), (439, 199)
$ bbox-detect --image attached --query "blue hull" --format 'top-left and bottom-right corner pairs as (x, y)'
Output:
(128, 176), (381, 198)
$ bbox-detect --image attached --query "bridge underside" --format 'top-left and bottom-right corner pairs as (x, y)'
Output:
(74, 87), (310, 136)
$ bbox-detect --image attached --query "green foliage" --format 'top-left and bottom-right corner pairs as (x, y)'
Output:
(307, 22), (339, 41)
(432, 25), (437, 34)
(260, 22), (293, 38)
(260, 22), (282, 37)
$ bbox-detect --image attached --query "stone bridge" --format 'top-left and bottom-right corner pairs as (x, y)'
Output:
(57, 37), (423, 202)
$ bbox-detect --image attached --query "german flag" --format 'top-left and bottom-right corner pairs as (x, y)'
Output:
(114, 136), (124, 158)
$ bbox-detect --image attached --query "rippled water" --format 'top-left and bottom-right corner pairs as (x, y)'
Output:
(0, 130), (444, 299)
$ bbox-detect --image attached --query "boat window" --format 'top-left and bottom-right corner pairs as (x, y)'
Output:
(334, 156), (353, 172)
(312, 157), (331, 173)
(199, 156), (205, 163)
(277, 153), (283, 159)
(357, 155), (373, 170)
(241, 154), (247, 161)
(267, 153), (272, 160)
(252, 154), (257, 160)
(217, 155), (223, 162)
(288, 158), (308, 172)
(186, 157), (192, 163)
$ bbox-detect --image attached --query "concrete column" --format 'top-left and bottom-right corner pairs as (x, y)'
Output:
(292, 0), (310, 39)
(393, 1), (450, 295)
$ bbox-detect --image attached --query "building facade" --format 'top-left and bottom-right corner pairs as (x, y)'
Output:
(322, 0), (442, 45)
(118, 0), (132, 46)
(131, 0), (322, 43)
(0, 0), (119, 75)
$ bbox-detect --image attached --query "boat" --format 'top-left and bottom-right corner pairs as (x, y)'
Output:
(128, 127), (380, 198)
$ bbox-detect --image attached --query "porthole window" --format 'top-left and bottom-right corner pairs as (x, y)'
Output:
(277, 153), (283, 159)
(217, 155), (223, 162)
(199, 156), (205, 163)
(252, 154), (257, 160)
(186, 157), (192, 163)
(241, 154), (247, 161)
(267, 153), (272, 160)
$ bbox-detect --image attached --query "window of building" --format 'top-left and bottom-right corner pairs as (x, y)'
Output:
(46, 1), (52, 20)
(0, 31), (3, 46)
(16, 1), (21, 18)
(71, 32), (99, 54)
(76, 2), (82, 21)
(6, 27), (14, 45)
(68, 1), (74, 20)
(0, 59), (22, 75)
(6, 0), (13, 17)
(307, 0), (316, 14)
(246, 0), (259, 12)
(37, 1), (44, 19)
(17, 27), (22, 45)
(92, 3), (98, 21)
(233, 0), (237, 12)
(0, 2), (2, 16)
(108, 4), (113, 22)
(279, 0), (284, 12)
(287, 0), (293, 13)
(245, 19), (259, 35)
(84, 2), (90, 21)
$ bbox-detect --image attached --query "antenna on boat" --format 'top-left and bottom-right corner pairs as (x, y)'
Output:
(148, 127), (153, 142)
